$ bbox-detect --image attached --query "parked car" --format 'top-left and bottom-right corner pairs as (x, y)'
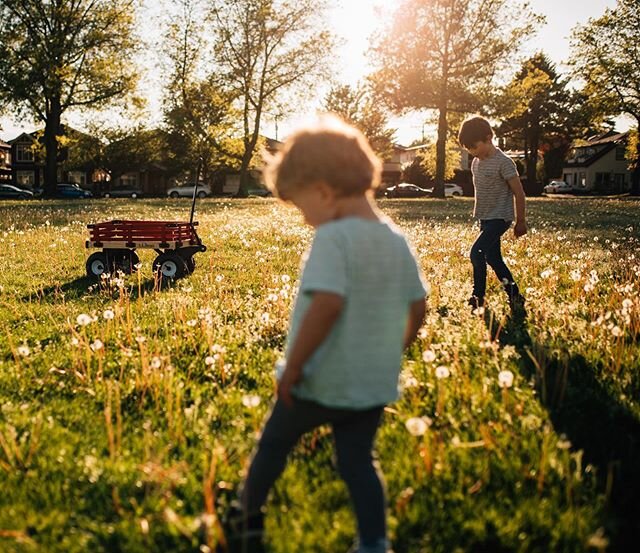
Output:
(544, 180), (573, 194)
(248, 188), (272, 197)
(384, 182), (432, 198)
(167, 182), (211, 198)
(444, 183), (464, 197)
(56, 183), (93, 198)
(103, 187), (143, 199)
(0, 184), (34, 200)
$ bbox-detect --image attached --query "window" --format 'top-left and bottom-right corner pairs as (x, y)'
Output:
(614, 174), (626, 187)
(68, 171), (86, 185)
(16, 170), (35, 187)
(615, 146), (626, 161)
(15, 143), (34, 162)
(118, 173), (138, 187)
(579, 172), (586, 187)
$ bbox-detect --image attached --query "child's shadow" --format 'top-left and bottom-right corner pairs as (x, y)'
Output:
(483, 307), (640, 552)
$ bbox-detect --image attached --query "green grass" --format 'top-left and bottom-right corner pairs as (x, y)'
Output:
(0, 197), (639, 552)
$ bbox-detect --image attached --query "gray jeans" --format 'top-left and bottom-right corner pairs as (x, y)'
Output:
(241, 397), (387, 549)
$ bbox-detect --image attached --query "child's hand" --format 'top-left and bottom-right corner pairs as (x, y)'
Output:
(514, 221), (527, 238)
(278, 365), (302, 407)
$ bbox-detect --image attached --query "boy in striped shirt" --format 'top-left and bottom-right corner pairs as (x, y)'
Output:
(458, 116), (527, 313)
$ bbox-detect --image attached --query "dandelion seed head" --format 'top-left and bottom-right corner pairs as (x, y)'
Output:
(498, 370), (514, 388)
(103, 309), (115, 320)
(17, 345), (30, 357)
(76, 313), (92, 326)
(435, 365), (450, 379)
(422, 350), (436, 363)
(405, 416), (431, 436)
(242, 394), (261, 408)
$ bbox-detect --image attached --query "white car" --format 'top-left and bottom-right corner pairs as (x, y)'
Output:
(444, 183), (464, 197)
(544, 180), (573, 194)
(167, 183), (211, 199)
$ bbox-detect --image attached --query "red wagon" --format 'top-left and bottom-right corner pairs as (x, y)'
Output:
(85, 219), (206, 280)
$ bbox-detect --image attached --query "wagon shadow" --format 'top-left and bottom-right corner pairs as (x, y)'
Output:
(21, 276), (175, 303)
(483, 307), (640, 552)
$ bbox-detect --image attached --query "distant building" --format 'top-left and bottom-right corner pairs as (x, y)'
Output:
(562, 131), (630, 194)
(0, 139), (10, 185)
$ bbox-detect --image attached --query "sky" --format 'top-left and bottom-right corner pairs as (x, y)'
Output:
(0, 0), (625, 145)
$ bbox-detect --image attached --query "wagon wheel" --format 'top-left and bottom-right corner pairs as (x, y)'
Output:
(184, 256), (196, 273)
(86, 252), (109, 279)
(114, 250), (140, 274)
(153, 252), (188, 280)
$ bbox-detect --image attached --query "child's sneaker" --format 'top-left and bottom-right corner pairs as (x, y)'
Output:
(217, 504), (265, 553)
(467, 295), (485, 312)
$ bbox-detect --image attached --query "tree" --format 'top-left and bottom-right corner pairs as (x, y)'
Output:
(0, 0), (139, 197)
(494, 53), (575, 187)
(371, 0), (541, 197)
(162, 0), (241, 183)
(323, 84), (396, 160)
(570, 0), (640, 195)
(208, 0), (334, 197)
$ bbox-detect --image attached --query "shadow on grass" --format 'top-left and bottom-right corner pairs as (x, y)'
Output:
(483, 307), (640, 552)
(21, 276), (176, 303)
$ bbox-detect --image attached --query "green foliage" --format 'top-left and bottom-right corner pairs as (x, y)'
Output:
(161, 0), (242, 182)
(1, 198), (639, 551)
(208, 0), (335, 196)
(420, 138), (461, 181)
(323, 84), (396, 161)
(0, 0), (139, 195)
(371, 0), (542, 194)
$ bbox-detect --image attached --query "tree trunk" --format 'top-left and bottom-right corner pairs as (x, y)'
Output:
(526, 118), (540, 192)
(434, 101), (447, 198)
(631, 122), (640, 196)
(43, 99), (62, 198)
(237, 150), (251, 198)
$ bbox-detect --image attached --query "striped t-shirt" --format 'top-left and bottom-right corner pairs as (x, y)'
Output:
(471, 148), (518, 220)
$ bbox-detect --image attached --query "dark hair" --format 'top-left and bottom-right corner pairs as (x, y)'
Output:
(458, 116), (493, 149)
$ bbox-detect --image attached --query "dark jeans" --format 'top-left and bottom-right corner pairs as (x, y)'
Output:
(241, 397), (386, 547)
(470, 219), (521, 301)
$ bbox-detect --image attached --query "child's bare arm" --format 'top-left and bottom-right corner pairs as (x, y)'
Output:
(507, 176), (527, 238)
(404, 298), (426, 349)
(278, 292), (344, 406)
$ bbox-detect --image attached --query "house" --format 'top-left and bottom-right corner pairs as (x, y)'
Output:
(562, 131), (630, 194)
(8, 127), (94, 190)
(0, 139), (11, 185)
(110, 163), (171, 196)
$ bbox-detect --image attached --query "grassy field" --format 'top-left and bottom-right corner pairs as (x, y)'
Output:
(0, 197), (639, 553)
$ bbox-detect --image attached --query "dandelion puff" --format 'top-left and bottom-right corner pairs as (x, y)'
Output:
(76, 313), (92, 326)
(135, 335), (146, 344)
(150, 356), (162, 369)
(622, 299), (633, 310)
(405, 416), (431, 436)
(205, 356), (216, 366)
(70, 337), (80, 347)
(215, 274), (224, 283)
(611, 326), (622, 337)
(90, 339), (104, 352)
(422, 350), (436, 363)
(281, 274), (291, 283)
(186, 319), (198, 327)
(435, 365), (450, 379)
(498, 370), (514, 388)
(103, 309), (115, 320)
(260, 312), (270, 324)
(242, 394), (261, 408)
(17, 345), (30, 357)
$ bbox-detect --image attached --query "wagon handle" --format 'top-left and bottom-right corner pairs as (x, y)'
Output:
(189, 157), (202, 225)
